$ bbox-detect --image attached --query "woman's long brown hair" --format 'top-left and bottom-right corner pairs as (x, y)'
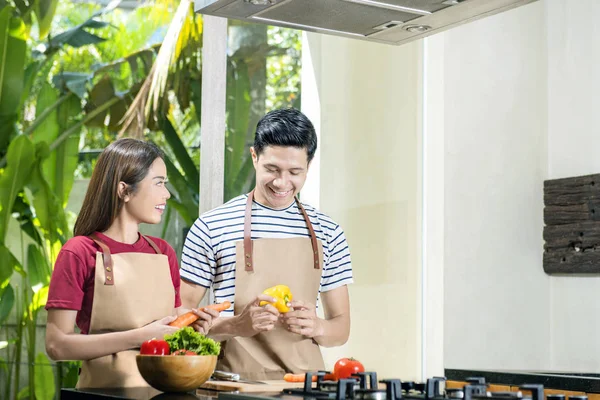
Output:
(73, 138), (164, 237)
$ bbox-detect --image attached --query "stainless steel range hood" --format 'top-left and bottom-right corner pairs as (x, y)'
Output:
(193, 0), (537, 46)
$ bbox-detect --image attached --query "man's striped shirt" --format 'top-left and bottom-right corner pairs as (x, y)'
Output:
(180, 194), (354, 316)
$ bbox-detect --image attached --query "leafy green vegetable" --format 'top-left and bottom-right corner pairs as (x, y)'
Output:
(164, 327), (221, 356)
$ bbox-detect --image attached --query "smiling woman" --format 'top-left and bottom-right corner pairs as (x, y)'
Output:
(43, 138), (222, 389)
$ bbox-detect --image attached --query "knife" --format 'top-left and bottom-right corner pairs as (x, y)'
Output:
(211, 370), (267, 384)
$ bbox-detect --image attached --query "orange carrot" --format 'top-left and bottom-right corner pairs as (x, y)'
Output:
(284, 373), (317, 383)
(169, 312), (197, 328)
(169, 301), (231, 328)
(324, 373), (336, 381)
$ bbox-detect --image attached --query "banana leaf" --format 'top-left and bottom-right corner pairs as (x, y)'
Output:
(27, 244), (50, 289)
(0, 7), (26, 116)
(84, 75), (115, 127)
(0, 134), (36, 242)
(230, 153), (255, 197)
(34, 353), (55, 400)
(48, 1), (118, 51)
(12, 193), (43, 246)
(52, 72), (92, 99)
(0, 244), (21, 288)
(33, 0), (59, 39)
(0, 282), (14, 325)
(55, 94), (82, 208)
(17, 387), (29, 400)
(0, 114), (17, 153)
(30, 285), (48, 314)
(25, 87), (80, 210)
(161, 117), (199, 194)
(0, 7), (26, 151)
(33, 82), (60, 186)
(164, 155), (198, 226)
(225, 57), (251, 191)
(84, 75), (134, 131)
(26, 142), (69, 246)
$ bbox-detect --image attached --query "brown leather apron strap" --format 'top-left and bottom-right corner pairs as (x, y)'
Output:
(88, 234), (114, 286)
(141, 234), (162, 254)
(295, 200), (320, 269)
(243, 190), (320, 271)
(243, 192), (254, 271)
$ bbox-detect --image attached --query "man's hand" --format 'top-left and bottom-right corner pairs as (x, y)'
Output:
(190, 307), (221, 335)
(235, 294), (281, 337)
(281, 301), (324, 338)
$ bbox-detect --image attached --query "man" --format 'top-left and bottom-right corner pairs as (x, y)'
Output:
(180, 108), (353, 380)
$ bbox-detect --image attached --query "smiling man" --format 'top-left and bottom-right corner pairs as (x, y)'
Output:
(179, 108), (354, 380)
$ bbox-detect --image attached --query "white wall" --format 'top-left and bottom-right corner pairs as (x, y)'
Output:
(441, 0), (600, 372)
(546, 0), (600, 372)
(303, 32), (423, 380)
(546, 0), (600, 180)
(437, 1), (552, 370)
(303, 0), (600, 376)
(423, 34), (446, 379)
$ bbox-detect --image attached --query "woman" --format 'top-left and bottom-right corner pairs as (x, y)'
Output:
(45, 138), (219, 389)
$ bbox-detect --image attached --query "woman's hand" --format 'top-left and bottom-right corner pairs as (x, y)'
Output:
(190, 307), (221, 334)
(46, 310), (180, 361)
(137, 316), (180, 344)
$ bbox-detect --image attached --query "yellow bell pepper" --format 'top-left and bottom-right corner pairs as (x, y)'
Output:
(259, 285), (293, 313)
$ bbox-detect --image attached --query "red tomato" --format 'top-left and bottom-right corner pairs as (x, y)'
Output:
(333, 357), (365, 380)
(172, 349), (196, 356)
(140, 339), (170, 355)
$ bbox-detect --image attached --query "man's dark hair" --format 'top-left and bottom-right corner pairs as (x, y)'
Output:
(253, 108), (317, 162)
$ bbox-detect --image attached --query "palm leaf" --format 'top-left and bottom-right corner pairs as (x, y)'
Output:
(119, 0), (198, 135)
(147, 0), (194, 116)
(118, 62), (155, 138)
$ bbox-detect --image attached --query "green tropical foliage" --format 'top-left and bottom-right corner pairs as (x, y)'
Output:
(0, 0), (301, 397)
(0, 1), (140, 397)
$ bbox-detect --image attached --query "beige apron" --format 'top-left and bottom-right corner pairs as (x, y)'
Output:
(76, 234), (175, 389)
(217, 191), (326, 380)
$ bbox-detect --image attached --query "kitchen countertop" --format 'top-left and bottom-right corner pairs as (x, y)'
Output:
(62, 370), (600, 399)
(445, 369), (600, 393)
(60, 387), (222, 400)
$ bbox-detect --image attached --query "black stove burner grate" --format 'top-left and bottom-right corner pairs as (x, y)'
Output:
(218, 373), (549, 400)
(281, 372), (447, 400)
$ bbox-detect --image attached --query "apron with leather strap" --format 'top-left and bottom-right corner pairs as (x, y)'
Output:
(217, 190), (325, 380)
(76, 234), (175, 389)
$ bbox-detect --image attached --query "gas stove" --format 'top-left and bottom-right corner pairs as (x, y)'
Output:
(217, 373), (546, 400)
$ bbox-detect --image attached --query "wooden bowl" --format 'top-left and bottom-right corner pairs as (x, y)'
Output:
(136, 355), (217, 393)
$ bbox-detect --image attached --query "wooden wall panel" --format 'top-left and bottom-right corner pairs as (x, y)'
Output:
(543, 173), (600, 273)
